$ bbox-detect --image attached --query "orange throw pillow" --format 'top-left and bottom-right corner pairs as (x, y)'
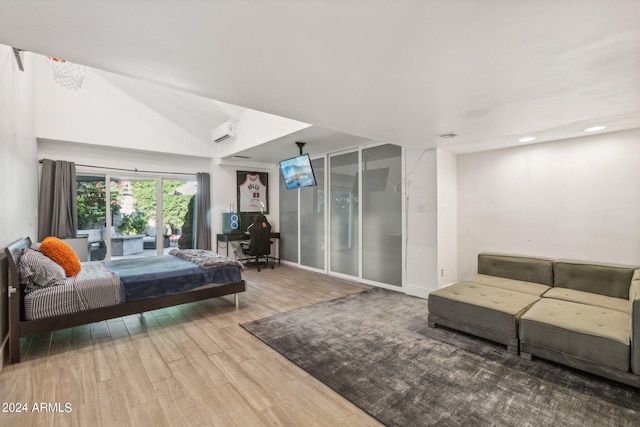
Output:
(40, 237), (82, 277)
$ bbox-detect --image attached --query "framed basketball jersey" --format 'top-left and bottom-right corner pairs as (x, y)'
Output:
(237, 171), (269, 213)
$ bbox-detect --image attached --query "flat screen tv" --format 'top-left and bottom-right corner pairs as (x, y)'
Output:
(279, 154), (317, 190)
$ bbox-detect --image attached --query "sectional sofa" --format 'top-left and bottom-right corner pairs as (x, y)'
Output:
(428, 253), (640, 388)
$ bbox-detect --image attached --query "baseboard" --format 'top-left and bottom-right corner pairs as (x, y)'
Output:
(404, 284), (432, 299)
(437, 281), (458, 289)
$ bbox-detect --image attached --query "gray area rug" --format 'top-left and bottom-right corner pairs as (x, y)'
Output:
(241, 288), (640, 427)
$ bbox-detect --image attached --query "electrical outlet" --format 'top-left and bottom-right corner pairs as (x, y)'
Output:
(440, 269), (444, 277)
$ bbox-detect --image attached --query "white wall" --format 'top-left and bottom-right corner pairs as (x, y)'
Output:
(35, 58), (218, 157)
(457, 129), (640, 279)
(214, 109), (311, 159)
(405, 147), (458, 294)
(210, 163), (280, 235)
(436, 148), (458, 287)
(38, 139), (212, 176)
(34, 56), (289, 244)
(0, 45), (38, 367)
(405, 148), (438, 297)
(35, 54), (311, 161)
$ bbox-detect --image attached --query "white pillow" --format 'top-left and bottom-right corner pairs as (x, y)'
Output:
(18, 248), (66, 293)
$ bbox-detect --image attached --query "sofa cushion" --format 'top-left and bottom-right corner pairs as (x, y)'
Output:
(429, 281), (540, 339)
(478, 253), (554, 285)
(553, 260), (637, 299)
(520, 298), (630, 372)
(469, 274), (550, 296)
(543, 287), (629, 314)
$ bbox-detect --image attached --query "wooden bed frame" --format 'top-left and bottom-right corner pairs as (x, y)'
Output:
(4, 237), (246, 363)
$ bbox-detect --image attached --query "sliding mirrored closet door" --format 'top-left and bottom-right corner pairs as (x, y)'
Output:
(329, 150), (360, 277)
(361, 144), (402, 286)
(279, 171), (299, 263)
(279, 144), (403, 289)
(300, 157), (325, 270)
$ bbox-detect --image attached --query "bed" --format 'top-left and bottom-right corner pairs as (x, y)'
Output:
(4, 236), (246, 363)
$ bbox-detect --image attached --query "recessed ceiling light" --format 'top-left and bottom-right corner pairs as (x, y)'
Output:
(584, 126), (606, 132)
(518, 136), (536, 143)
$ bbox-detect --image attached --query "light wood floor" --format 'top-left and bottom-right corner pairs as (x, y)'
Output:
(0, 265), (383, 427)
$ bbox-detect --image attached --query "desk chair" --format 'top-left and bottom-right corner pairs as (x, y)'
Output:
(240, 215), (274, 271)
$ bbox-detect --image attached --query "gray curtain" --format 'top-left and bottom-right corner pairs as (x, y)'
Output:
(38, 159), (77, 241)
(195, 172), (212, 250)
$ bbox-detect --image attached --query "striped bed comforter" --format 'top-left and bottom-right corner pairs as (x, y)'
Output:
(24, 261), (123, 320)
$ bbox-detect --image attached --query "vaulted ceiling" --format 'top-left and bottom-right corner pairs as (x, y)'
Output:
(1, 1), (639, 160)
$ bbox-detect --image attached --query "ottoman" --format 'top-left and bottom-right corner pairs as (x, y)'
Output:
(519, 298), (630, 372)
(428, 281), (541, 353)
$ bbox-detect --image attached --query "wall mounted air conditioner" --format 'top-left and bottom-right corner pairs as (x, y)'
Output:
(211, 121), (237, 143)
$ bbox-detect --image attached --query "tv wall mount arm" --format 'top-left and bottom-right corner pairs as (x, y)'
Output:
(295, 141), (306, 155)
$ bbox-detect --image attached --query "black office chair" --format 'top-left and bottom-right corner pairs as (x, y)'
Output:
(240, 215), (274, 271)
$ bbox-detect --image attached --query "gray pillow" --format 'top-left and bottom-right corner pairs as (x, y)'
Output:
(18, 248), (67, 292)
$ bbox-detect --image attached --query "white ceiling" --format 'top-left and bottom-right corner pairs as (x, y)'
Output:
(1, 1), (639, 160)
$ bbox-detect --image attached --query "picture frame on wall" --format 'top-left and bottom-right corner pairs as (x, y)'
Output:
(237, 171), (269, 214)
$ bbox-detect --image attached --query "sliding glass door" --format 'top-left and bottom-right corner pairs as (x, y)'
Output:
(109, 177), (157, 259)
(76, 175), (109, 260)
(77, 174), (197, 260)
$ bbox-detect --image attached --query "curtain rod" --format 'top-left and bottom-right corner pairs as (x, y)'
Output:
(39, 159), (197, 176)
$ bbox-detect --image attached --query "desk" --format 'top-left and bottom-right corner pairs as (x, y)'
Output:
(216, 232), (281, 264)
